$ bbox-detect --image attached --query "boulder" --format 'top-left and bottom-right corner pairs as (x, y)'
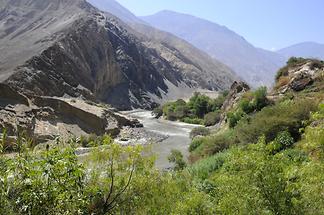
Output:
(289, 72), (313, 91)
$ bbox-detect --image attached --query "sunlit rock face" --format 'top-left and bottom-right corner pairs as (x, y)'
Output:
(0, 0), (236, 110)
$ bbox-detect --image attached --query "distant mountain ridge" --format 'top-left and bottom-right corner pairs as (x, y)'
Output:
(141, 10), (286, 87)
(0, 0), (236, 110)
(278, 42), (324, 60)
(87, 0), (146, 24)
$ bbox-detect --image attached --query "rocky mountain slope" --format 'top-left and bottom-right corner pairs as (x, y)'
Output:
(141, 10), (286, 87)
(0, 0), (236, 110)
(0, 83), (140, 146)
(278, 42), (324, 60)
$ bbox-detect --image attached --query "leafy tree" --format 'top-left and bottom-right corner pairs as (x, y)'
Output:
(188, 92), (210, 118)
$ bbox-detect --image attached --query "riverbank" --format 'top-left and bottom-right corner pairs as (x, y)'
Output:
(120, 110), (201, 169)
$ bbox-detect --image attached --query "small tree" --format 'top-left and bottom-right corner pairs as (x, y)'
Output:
(253, 86), (268, 111)
(168, 150), (187, 171)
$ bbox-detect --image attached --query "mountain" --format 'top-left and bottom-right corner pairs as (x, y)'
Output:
(0, 0), (236, 110)
(278, 42), (324, 60)
(87, 0), (145, 24)
(141, 10), (286, 87)
(86, 0), (237, 92)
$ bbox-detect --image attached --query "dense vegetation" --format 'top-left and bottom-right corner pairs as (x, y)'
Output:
(1, 103), (323, 214)
(155, 91), (228, 126)
(227, 86), (269, 128)
(1, 58), (323, 214)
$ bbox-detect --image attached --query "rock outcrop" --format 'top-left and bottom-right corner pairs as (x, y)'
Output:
(0, 83), (141, 146)
(221, 81), (250, 113)
(275, 59), (324, 94)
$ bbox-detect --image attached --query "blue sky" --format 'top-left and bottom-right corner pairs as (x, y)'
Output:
(116, 0), (324, 51)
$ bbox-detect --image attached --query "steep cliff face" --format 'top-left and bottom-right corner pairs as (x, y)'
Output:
(1, 0), (237, 110)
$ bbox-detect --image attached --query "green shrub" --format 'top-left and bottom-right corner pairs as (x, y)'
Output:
(267, 131), (295, 154)
(188, 92), (210, 118)
(227, 109), (245, 128)
(208, 94), (226, 111)
(204, 111), (221, 126)
(168, 149), (187, 171)
(202, 135), (233, 156)
(190, 127), (210, 139)
(274, 131), (295, 148)
(235, 99), (318, 144)
(190, 131), (235, 159)
(239, 98), (254, 114)
(162, 100), (189, 121)
(187, 152), (227, 180)
(253, 86), (268, 111)
(189, 137), (204, 152)
(182, 117), (204, 125)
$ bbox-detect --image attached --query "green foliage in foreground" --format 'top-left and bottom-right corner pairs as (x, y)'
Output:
(0, 104), (323, 214)
(186, 106), (324, 214)
(0, 136), (215, 214)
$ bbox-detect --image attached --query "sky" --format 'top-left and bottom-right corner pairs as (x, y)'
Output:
(116, 0), (324, 51)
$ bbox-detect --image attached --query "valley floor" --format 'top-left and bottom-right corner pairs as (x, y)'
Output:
(121, 110), (201, 169)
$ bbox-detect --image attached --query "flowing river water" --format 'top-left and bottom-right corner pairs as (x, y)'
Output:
(122, 110), (201, 169)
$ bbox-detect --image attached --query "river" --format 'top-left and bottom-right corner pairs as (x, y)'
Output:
(122, 110), (200, 169)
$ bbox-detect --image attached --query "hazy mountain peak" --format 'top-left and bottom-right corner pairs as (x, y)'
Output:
(142, 11), (285, 87)
(278, 42), (324, 60)
(86, 0), (145, 24)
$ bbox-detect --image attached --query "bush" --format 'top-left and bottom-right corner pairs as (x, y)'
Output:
(274, 131), (294, 148)
(187, 152), (227, 180)
(188, 92), (210, 118)
(253, 86), (268, 111)
(227, 109), (245, 128)
(162, 100), (189, 121)
(190, 127), (210, 139)
(182, 117), (204, 125)
(208, 94), (226, 111)
(235, 99), (318, 144)
(189, 137), (204, 152)
(190, 130), (235, 159)
(239, 98), (254, 114)
(168, 149), (187, 171)
(267, 131), (295, 154)
(204, 111), (221, 126)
